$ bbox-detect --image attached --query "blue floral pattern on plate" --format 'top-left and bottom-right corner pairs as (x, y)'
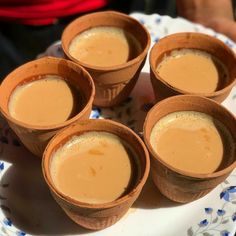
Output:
(187, 179), (236, 236)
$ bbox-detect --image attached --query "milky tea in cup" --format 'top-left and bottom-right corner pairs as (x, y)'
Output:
(50, 131), (138, 204)
(144, 95), (236, 203)
(0, 57), (95, 157)
(68, 26), (142, 67)
(156, 49), (229, 94)
(8, 75), (83, 126)
(62, 11), (150, 107)
(42, 119), (150, 229)
(150, 111), (234, 174)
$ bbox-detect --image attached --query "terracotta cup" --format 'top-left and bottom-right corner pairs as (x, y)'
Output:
(143, 95), (236, 203)
(62, 11), (150, 107)
(42, 119), (150, 230)
(149, 32), (236, 103)
(0, 57), (95, 157)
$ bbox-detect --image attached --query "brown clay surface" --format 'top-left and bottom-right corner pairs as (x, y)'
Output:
(144, 95), (236, 203)
(150, 33), (236, 103)
(0, 57), (95, 157)
(43, 119), (150, 230)
(62, 11), (150, 107)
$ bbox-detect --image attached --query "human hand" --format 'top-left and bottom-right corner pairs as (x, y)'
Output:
(176, 0), (236, 42)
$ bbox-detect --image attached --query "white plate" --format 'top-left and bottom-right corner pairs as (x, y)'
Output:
(1, 13), (236, 236)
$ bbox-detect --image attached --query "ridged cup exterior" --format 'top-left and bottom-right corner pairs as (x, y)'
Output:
(62, 11), (150, 107)
(0, 57), (95, 157)
(149, 33), (236, 103)
(42, 119), (150, 230)
(6, 108), (90, 157)
(150, 156), (231, 203)
(144, 95), (236, 203)
(88, 58), (146, 107)
(52, 189), (139, 230)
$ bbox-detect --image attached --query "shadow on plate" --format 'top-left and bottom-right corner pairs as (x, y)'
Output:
(133, 174), (181, 209)
(96, 72), (155, 135)
(0, 142), (93, 235)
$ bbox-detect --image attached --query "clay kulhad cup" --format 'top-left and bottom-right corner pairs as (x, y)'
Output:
(0, 57), (95, 157)
(62, 11), (150, 107)
(42, 119), (150, 230)
(149, 32), (236, 103)
(143, 95), (236, 203)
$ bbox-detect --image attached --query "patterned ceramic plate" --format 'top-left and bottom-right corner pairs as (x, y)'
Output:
(0, 13), (236, 236)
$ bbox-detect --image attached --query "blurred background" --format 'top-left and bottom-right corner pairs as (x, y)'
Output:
(0, 0), (235, 80)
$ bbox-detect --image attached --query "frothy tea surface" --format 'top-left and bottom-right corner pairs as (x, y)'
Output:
(156, 49), (229, 93)
(9, 75), (81, 126)
(69, 26), (142, 67)
(150, 111), (234, 174)
(51, 131), (135, 204)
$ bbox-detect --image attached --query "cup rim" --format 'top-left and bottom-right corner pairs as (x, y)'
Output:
(143, 95), (236, 179)
(42, 119), (150, 209)
(0, 57), (95, 131)
(61, 11), (151, 72)
(149, 32), (236, 97)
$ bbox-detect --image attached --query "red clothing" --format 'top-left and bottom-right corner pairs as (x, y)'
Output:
(0, 0), (109, 25)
